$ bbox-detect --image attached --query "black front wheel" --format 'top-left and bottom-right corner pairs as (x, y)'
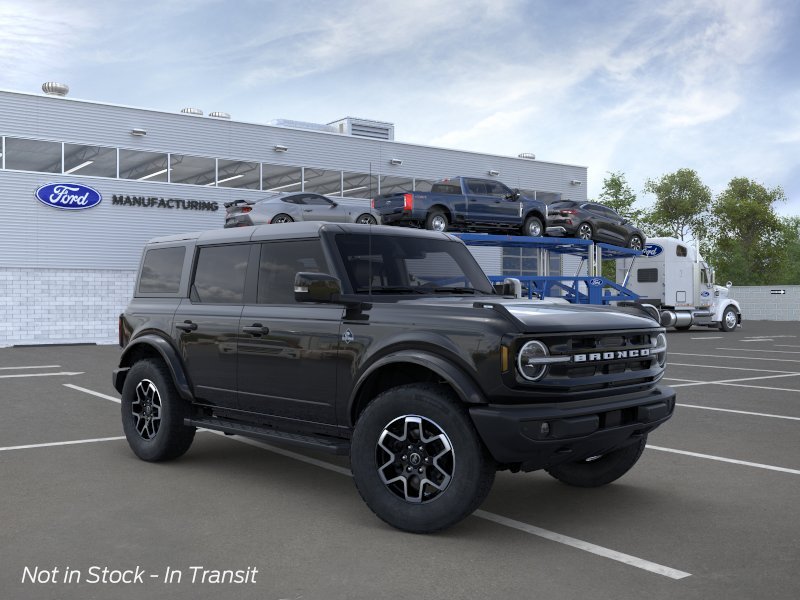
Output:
(425, 210), (449, 232)
(545, 436), (647, 487)
(350, 384), (495, 533)
(719, 307), (738, 332)
(121, 359), (195, 462)
(356, 214), (377, 225)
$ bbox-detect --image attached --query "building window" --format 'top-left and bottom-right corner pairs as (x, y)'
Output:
(170, 154), (216, 186)
(342, 171), (377, 198)
(304, 168), (342, 195)
(119, 149), (169, 182)
(217, 159), (260, 189)
(262, 163), (302, 193)
(414, 178), (436, 192)
(64, 143), (117, 177)
(4, 137), (61, 173)
(379, 175), (413, 195)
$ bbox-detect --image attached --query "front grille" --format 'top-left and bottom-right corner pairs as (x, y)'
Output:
(520, 330), (663, 395)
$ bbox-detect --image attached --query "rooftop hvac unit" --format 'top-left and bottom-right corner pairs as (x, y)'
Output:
(180, 107), (204, 116)
(42, 82), (69, 97)
(328, 117), (395, 141)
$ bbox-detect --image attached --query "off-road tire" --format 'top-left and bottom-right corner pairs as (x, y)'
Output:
(121, 359), (195, 462)
(545, 436), (647, 488)
(350, 383), (495, 533)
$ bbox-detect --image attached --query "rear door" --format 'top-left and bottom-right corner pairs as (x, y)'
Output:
(236, 238), (343, 425)
(174, 243), (251, 409)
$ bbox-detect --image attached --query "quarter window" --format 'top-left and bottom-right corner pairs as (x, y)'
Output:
(192, 245), (250, 304)
(637, 268), (659, 283)
(138, 246), (186, 294)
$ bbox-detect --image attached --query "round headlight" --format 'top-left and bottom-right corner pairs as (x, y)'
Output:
(517, 340), (550, 381)
(653, 332), (667, 367)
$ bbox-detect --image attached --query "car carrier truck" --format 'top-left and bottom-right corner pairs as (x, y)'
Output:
(616, 236), (741, 331)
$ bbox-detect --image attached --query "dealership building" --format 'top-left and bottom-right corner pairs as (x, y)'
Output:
(0, 85), (588, 346)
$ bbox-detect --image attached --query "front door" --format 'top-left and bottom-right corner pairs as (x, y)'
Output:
(465, 178), (519, 226)
(236, 239), (343, 425)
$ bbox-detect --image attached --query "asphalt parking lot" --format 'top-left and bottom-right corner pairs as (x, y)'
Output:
(2, 321), (799, 600)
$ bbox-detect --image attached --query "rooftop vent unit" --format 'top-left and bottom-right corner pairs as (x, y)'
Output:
(268, 119), (337, 134)
(42, 82), (69, 97)
(180, 107), (203, 116)
(518, 152), (536, 160)
(329, 117), (395, 141)
(209, 111), (231, 119)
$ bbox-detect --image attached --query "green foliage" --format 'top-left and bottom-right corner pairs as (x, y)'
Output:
(706, 178), (787, 285)
(597, 171), (643, 222)
(642, 168), (711, 241)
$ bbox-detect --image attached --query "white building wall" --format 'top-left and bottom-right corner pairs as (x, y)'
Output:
(728, 286), (800, 322)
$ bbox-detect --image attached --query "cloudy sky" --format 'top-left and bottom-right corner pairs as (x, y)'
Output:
(2, 0), (799, 213)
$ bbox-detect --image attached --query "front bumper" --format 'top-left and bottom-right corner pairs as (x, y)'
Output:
(469, 385), (675, 471)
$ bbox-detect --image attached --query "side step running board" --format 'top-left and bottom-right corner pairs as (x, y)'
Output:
(185, 417), (350, 455)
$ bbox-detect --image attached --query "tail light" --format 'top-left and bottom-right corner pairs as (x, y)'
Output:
(560, 209), (577, 215)
(403, 193), (413, 211)
(240, 206), (252, 213)
(371, 198), (376, 209)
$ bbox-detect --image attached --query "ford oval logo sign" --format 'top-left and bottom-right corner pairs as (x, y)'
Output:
(35, 183), (102, 210)
(701, 290), (710, 297)
(588, 278), (603, 287)
(642, 244), (663, 257)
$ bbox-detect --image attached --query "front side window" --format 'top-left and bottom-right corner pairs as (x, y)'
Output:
(484, 181), (513, 198)
(138, 246), (186, 294)
(192, 245), (250, 304)
(257, 240), (328, 304)
(334, 233), (493, 295)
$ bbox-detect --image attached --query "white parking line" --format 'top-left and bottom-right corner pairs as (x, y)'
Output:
(668, 373), (800, 388)
(739, 339), (773, 342)
(776, 345), (800, 348)
(716, 382), (800, 394)
(669, 363), (798, 374)
(690, 337), (723, 340)
(647, 445), (800, 476)
(64, 384), (121, 403)
(63, 385), (691, 580)
(474, 510), (691, 580)
(0, 371), (84, 379)
(671, 352), (800, 363)
(0, 436), (125, 452)
(0, 365), (61, 371)
(717, 348), (800, 354)
(676, 403), (800, 421)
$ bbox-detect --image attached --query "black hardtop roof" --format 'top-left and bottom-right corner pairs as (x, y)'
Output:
(144, 222), (459, 246)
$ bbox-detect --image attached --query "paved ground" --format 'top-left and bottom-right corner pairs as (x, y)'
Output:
(1, 322), (799, 599)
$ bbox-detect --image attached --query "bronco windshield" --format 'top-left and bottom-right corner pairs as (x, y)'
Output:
(334, 233), (495, 295)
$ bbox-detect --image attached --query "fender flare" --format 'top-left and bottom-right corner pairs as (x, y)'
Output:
(348, 350), (485, 424)
(115, 334), (193, 401)
(714, 299), (741, 323)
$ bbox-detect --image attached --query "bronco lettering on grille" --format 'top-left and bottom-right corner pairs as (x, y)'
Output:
(573, 348), (651, 363)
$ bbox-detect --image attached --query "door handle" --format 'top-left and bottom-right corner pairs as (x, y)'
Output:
(175, 320), (197, 332)
(303, 209), (313, 212)
(243, 324), (270, 335)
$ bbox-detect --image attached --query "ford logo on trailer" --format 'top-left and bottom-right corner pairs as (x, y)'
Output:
(35, 183), (102, 210)
(588, 278), (603, 287)
(641, 244), (663, 257)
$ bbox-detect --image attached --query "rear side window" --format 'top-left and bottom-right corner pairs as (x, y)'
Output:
(637, 268), (659, 283)
(138, 246), (185, 294)
(192, 245), (250, 304)
(676, 245), (688, 257)
(431, 183), (461, 194)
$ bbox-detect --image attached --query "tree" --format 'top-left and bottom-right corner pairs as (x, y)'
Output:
(597, 171), (643, 222)
(706, 178), (787, 285)
(642, 168), (711, 241)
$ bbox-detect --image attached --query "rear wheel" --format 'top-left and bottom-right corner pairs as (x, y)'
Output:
(522, 215), (544, 237)
(425, 210), (448, 232)
(350, 383), (495, 533)
(545, 436), (647, 487)
(628, 235), (644, 251)
(121, 359), (195, 462)
(271, 213), (294, 224)
(576, 222), (593, 240)
(356, 213), (377, 225)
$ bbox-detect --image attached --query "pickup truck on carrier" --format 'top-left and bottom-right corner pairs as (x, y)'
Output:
(372, 176), (549, 236)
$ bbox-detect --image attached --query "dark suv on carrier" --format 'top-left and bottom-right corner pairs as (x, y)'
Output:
(113, 222), (674, 533)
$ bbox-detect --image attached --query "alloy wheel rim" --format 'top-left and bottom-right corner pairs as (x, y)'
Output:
(726, 311), (737, 328)
(376, 415), (454, 503)
(359, 215), (376, 224)
(578, 224), (592, 239)
(431, 216), (446, 231)
(630, 237), (642, 250)
(132, 379), (162, 440)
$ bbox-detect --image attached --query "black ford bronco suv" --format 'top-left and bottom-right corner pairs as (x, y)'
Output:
(113, 222), (675, 533)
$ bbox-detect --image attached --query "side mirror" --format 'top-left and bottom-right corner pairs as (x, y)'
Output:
(726, 281), (732, 288)
(329, 201), (338, 208)
(294, 272), (342, 303)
